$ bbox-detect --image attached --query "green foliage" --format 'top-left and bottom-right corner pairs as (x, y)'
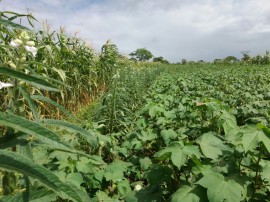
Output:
(130, 48), (153, 61)
(224, 55), (238, 64)
(0, 150), (89, 202)
(0, 10), (95, 201)
(153, 56), (169, 64)
(98, 39), (119, 85)
(197, 172), (245, 202)
(2, 8), (270, 202)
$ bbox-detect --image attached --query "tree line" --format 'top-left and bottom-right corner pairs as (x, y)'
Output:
(130, 48), (270, 65)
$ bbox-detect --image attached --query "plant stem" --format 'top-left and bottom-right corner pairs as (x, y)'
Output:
(109, 81), (116, 134)
(251, 144), (262, 200)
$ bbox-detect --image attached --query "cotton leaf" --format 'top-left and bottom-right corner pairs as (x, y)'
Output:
(196, 172), (245, 202)
(171, 185), (200, 202)
(198, 132), (226, 159)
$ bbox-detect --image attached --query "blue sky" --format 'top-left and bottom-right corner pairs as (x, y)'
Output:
(1, 0), (270, 62)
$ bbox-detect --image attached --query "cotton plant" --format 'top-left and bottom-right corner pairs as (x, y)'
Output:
(1, 30), (38, 113)
(9, 31), (38, 58)
(5, 31), (38, 73)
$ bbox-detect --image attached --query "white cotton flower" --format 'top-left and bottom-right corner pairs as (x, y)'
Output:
(24, 45), (37, 57)
(134, 184), (142, 191)
(0, 82), (13, 89)
(10, 41), (18, 47)
(10, 39), (22, 48)
(26, 41), (35, 46)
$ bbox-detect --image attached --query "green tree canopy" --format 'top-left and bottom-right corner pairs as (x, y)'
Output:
(129, 48), (153, 61)
(224, 56), (238, 63)
(153, 56), (169, 64)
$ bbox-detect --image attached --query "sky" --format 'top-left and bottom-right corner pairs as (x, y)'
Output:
(1, 0), (270, 62)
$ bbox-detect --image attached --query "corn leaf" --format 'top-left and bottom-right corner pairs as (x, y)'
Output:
(0, 150), (90, 202)
(0, 18), (29, 30)
(0, 66), (60, 92)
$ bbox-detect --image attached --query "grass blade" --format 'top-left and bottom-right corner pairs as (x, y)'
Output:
(19, 86), (40, 120)
(31, 95), (75, 119)
(0, 66), (60, 92)
(0, 150), (90, 202)
(42, 119), (98, 147)
(0, 18), (29, 30)
(0, 112), (61, 143)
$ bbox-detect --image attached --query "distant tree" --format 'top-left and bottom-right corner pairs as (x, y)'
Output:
(181, 59), (187, 64)
(252, 55), (263, 65)
(153, 56), (169, 64)
(263, 50), (270, 64)
(153, 56), (163, 62)
(224, 56), (238, 64)
(129, 48), (153, 61)
(214, 59), (222, 64)
(241, 51), (251, 63)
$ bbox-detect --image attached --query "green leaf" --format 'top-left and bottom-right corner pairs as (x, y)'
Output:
(88, 155), (106, 166)
(0, 18), (30, 30)
(19, 86), (40, 120)
(164, 110), (176, 119)
(171, 185), (200, 202)
(104, 160), (132, 182)
(261, 160), (270, 183)
(136, 118), (147, 129)
(161, 129), (178, 145)
(171, 148), (185, 169)
(124, 186), (163, 202)
(154, 142), (186, 169)
(0, 66), (60, 92)
(149, 105), (164, 118)
(0, 189), (57, 202)
(76, 161), (93, 174)
(183, 145), (202, 159)
(241, 125), (270, 153)
(196, 172), (245, 202)
(198, 132), (226, 160)
(66, 173), (84, 188)
(31, 95), (75, 119)
(219, 110), (240, 142)
(0, 132), (28, 149)
(0, 150), (90, 202)
(0, 112), (60, 142)
(52, 67), (66, 82)
(154, 142), (187, 169)
(41, 119), (97, 147)
(258, 123), (270, 139)
(139, 157), (152, 170)
(145, 165), (173, 186)
(94, 191), (118, 202)
(117, 179), (132, 196)
(0, 112), (84, 156)
(259, 133), (270, 153)
(137, 129), (157, 142)
(43, 143), (93, 160)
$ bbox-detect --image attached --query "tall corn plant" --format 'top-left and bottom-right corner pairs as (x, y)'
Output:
(33, 26), (98, 114)
(0, 11), (94, 201)
(97, 40), (119, 87)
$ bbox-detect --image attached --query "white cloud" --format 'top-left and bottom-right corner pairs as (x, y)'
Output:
(1, 0), (270, 62)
